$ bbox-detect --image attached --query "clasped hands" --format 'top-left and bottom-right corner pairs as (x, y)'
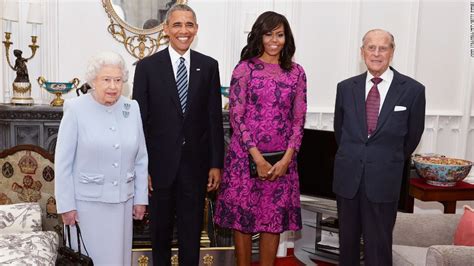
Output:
(256, 158), (290, 181)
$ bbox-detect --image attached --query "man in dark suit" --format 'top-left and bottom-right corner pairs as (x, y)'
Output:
(132, 4), (224, 266)
(333, 29), (425, 266)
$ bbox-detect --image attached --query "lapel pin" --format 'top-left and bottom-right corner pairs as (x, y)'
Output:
(196, 68), (201, 71)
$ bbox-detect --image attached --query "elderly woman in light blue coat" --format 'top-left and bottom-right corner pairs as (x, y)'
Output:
(55, 51), (148, 265)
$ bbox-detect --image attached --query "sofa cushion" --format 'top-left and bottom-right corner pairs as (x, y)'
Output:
(453, 205), (474, 246)
(0, 231), (58, 265)
(426, 245), (474, 266)
(0, 202), (42, 234)
(393, 212), (461, 246)
(393, 244), (428, 266)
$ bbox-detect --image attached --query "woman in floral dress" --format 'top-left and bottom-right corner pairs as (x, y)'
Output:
(215, 11), (307, 266)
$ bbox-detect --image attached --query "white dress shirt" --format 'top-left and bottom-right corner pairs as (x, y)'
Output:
(365, 68), (394, 114)
(169, 46), (190, 82)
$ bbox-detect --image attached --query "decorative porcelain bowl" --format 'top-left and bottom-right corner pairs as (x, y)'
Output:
(413, 155), (473, 187)
(37, 77), (80, 106)
(220, 86), (229, 97)
(42, 81), (76, 94)
(221, 86), (230, 110)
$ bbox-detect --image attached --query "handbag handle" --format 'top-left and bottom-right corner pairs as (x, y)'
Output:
(75, 223), (91, 257)
(62, 224), (72, 248)
(63, 223), (91, 257)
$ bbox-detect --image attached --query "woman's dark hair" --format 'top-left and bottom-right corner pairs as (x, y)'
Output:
(240, 11), (295, 71)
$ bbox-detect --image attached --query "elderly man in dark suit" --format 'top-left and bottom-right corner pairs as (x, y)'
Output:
(132, 4), (224, 266)
(333, 29), (425, 266)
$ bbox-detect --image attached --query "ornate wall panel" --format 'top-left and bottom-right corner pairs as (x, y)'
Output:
(305, 111), (334, 131)
(417, 115), (438, 153)
(436, 116), (463, 157)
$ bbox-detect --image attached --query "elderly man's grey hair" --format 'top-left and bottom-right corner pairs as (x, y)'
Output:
(164, 4), (197, 24)
(84, 51), (129, 85)
(362, 29), (395, 49)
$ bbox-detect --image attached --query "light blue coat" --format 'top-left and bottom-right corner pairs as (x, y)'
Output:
(55, 94), (148, 213)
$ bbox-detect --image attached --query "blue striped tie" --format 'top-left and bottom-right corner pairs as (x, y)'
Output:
(176, 57), (188, 112)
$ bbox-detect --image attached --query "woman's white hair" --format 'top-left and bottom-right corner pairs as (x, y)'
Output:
(84, 51), (129, 84)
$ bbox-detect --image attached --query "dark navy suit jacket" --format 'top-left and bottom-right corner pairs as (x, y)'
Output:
(133, 48), (224, 189)
(333, 67), (425, 203)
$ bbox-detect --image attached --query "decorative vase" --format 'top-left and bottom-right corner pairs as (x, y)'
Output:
(37, 76), (80, 107)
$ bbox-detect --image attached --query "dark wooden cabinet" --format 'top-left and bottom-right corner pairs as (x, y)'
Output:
(0, 104), (63, 154)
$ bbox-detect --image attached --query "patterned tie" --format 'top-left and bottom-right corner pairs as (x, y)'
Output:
(176, 57), (188, 112)
(366, 77), (382, 136)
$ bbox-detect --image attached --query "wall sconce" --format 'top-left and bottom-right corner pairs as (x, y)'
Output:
(2, 0), (42, 105)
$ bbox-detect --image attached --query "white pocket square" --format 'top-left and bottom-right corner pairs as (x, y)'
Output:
(394, 106), (407, 112)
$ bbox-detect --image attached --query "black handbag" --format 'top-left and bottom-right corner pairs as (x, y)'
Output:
(249, 151), (285, 177)
(56, 223), (94, 266)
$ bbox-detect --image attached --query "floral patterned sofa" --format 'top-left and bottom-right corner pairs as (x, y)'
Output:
(0, 202), (59, 265)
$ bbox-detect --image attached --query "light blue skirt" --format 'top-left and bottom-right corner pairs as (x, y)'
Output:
(67, 199), (133, 266)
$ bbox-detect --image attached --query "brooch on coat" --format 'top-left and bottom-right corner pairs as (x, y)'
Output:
(123, 103), (130, 118)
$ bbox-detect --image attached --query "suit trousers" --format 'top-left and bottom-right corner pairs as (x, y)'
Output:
(150, 145), (207, 266)
(336, 178), (398, 266)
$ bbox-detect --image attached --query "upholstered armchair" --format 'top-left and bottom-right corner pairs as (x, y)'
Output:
(0, 202), (59, 264)
(0, 145), (62, 236)
(392, 212), (474, 265)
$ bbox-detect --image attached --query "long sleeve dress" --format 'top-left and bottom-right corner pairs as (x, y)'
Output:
(215, 58), (307, 234)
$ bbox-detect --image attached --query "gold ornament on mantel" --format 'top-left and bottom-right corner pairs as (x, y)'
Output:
(2, 0), (43, 105)
(3, 33), (39, 105)
(37, 77), (80, 107)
